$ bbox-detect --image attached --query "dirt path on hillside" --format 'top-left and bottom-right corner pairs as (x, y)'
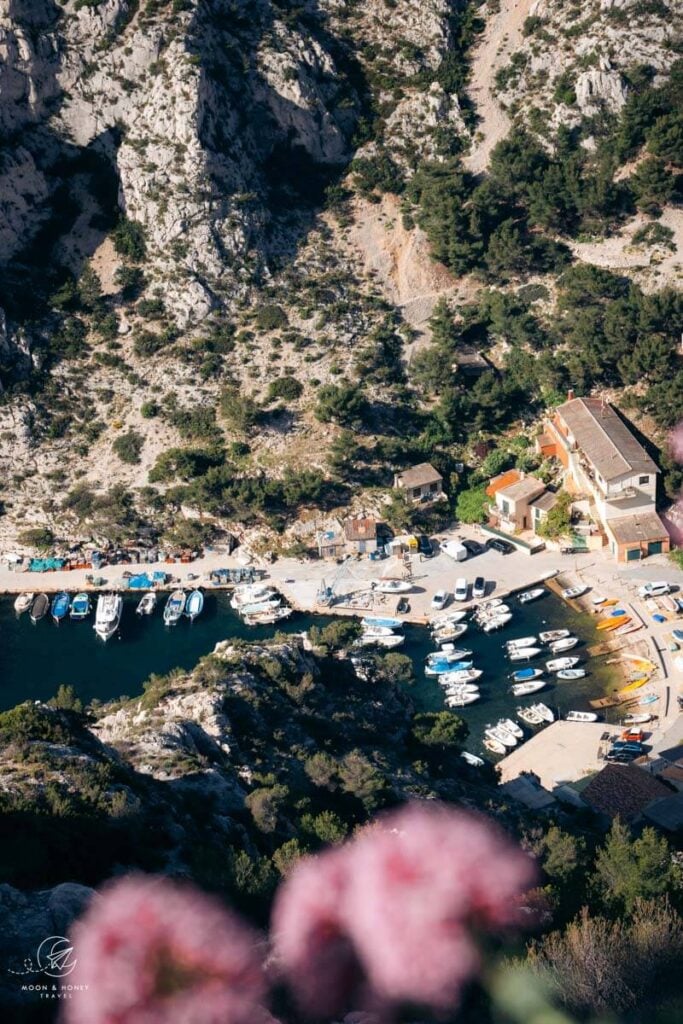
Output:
(463, 0), (533, 174)
(568, 207), (683, 292)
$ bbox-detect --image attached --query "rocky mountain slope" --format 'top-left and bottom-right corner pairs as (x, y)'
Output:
(0, 0), (680, 551)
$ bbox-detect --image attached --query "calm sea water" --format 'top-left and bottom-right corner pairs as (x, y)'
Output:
(0, 590), (617, 754)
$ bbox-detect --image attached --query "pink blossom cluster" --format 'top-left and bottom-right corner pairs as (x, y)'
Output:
(61, 803), (534, 1024)
(62, 875), (269, 1024)
(272, 803), (535, 1016)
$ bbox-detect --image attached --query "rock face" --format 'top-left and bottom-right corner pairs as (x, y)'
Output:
(575, 68), (628, 115)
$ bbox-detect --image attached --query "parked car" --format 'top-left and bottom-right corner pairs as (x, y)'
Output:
(486, 537), (515, 555)
(638, 581), (671, 598)
(441, 540), (468, 562)
(560, 546), (583, 555)
(459, 538), (484, 557)
(418, 535), (434, 558)
(431, 589), (450, 611)
(605, 750), (637, 764)
(473, 576), (486, 599)
(454, 578), (469, 601)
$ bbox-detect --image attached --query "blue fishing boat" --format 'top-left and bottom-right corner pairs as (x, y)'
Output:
(511, 666), (543, 683)
(425, 659), (473, 676)
(610, 608), (627, 617)
(70, 592), (91, 620)
(185, 589), (204, 622)
(51, 591), (70, 624)
(360, 616), (402, 631)
(673, 628), (683, 642)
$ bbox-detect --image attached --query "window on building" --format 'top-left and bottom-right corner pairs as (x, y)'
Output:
(412, 488), (421, 499)
(639, 475), (649, 485)
(429, 481), (438, 493)
(501, 499), (510, 516)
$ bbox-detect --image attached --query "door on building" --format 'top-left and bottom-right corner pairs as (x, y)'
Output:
(626, 547), (641, 561)
(647, 541), (663, 556)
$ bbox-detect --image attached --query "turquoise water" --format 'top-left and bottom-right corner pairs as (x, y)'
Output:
(0, 590), (615, 755)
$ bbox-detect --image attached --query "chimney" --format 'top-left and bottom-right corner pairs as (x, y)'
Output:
(567, 388), (575, 401)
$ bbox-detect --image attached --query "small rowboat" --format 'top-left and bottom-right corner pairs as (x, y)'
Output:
(440, 668), (483, 685)
(557, 668), (586, 680)
(601, 616), (631, 633)
(505, 636), (537, 648)
(639, 693), (659, 706)
(481, 613), (513, 632)
(511, 667), (543, 682)
(518, 588), (545, 604)
(430, 611), (468, 628)
(614, 622), (640, 636)
(518, 706), (544, 726)
(361, 616), (402, 630)
(562, 585), (587, 600)
(70, 592), (91, 620)
(51, 592), (70, 624)
(624, 712), (653, 725)
(485, 725), (516, 748)
(136, 592), (157, 616)
(621, 655), (656, 671)
(546, 656), (581, 672)
(376, 579), (413, 594)
(30, 593), (49, 623)
(531, 702), (555, 723)
(499, 717), (523, 739)
(619, 676), (648, 694)
(14, 592), (33, 614)
(566, 710), (598, 723)
(445, 692), (480, 707)
(460, 752), (485, 767)
(163, 590), (186, 626)
(549, 636), (579, 653)
(539, 629), (570, 644)
(185, 589), (204, 621)
(483, 737), (506, 756)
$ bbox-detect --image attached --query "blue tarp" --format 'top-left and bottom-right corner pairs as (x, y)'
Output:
(29, 558), (65, 572)
(127, 574), (153, 589)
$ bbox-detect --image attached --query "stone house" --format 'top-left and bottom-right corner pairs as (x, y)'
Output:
(393, 462), (444, 503)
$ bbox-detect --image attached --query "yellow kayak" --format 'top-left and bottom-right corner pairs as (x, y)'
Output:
(597, 615), (629, 631)
(621, 655), (656, 672)
(619, 676), (648, 694)
(602, 600), (619, 607)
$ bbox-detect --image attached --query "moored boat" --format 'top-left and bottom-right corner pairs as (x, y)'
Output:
(440, 668), (483, 685)
(362, 625), (395, 637)
(619, 676), (648, 694)
(566, 710), (598, 723)
(538, 629), (570, 644)
(511, 667), (543, 683)
(185, 589), (204, 621)
(431, 623), (468, 642)
(429, 611), (468, 628)
(481, 612), (512, 632)
(548, 636), (579, 653)
(70, 592), (91, 620)
(136, 592), (157, 616)
(518, 587), (545, 604)
(499, 717), (523, 739)
(546, 656), (581, 672)
(511, 678), (546, 696)
(436, 646), (472, 659)
(460, 751), (485, 767)
(163, 590), (186, 626)
(94, 593), (123, 642)
(485, 724), (517, 748)
(557, 668), (586, 680)
(531, 702), (554, 723)
(597, 615), (628, 631)
(230, 584), (276, 609)
(445, 691), (481, 707)
(425, 659), (473, 676)
(51, 591), (70, 624)
(243, 606), (293, 626)
(518, 705), (544, 726)
(483, 737), (506, 756)
(505, 635), (537, 649)
(562, 585), (588, 600)
(14, 592), (33, 615)
(508, 646), (542, 661)
(639, 693), (659, 706)
(29, 593), (49, 623)
(361, 616), (403, 630)
(353, 633), (404, 649)
(624, 712), (653, 724)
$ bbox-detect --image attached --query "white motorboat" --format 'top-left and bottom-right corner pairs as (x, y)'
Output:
(485, 724), (517, 748)
(376, 579), (413, 594)
(483, 736), (506, 756)
(437, 646), (472, 658)
(432, 623), (468, 642)
(531, 702), (555, 723)
(562, 585), (588, 600)
(239, 598), (282, 616)
(361, 616), (403, 630)
(362, 625), (395, 637)
(557, 668), (586, 680)
(538, 629), (570, 644)
(565, 710), (598, 723)
(505, 636), (537, 649)
(546, 656), (581, 672)
(14, 592), (33, 614)
(94, 593), (123, 642)
(481, 612), (513, 632)
(429, 610), (468, 628)
(624, 712), (653, 725)
(163, 590), (186, 626)
(460, 752), (485, 767)
(499, 717), (523, 739)
(476, 603), (510, 619)
(440, 668), (483, 685)
(591, 595), (607, 605)
(354, 633), (404, 649)
(446, 692), (480, 707)
(243, 606), (293, 625)
(518, 588), (545, 604)
(185, 589), (204, 622)
(549, 636), (579, 653)
(230, 584), (276, 608)
(518, 706), (544, 726)
(70, 592), (91, 620)
(510, 679), (546, 697)
(511, 667), (543, 683)
(478, 598), (503, 612)
(136, 591), (157, 616)
(508, 647), (542, 662)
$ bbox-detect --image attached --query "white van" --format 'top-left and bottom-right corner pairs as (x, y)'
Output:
(441, 540), (468, 562)
(454, 578), (469, 601)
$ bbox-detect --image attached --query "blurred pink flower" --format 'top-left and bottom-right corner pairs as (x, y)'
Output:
(273, 803), (535, 1014)
(62, 875), (268, 1024)
(670, 422), (683, 464)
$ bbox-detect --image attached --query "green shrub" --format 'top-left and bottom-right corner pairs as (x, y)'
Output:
(266, 376), (304, 402)
(112, 430), (144, 465)
(112, 219), (147, 261)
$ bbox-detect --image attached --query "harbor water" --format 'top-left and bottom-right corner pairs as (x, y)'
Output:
(0, 590), (619, 754)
